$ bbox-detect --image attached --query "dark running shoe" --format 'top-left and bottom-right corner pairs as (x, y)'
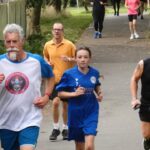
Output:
(143, 139), (150, 150)
(49, 129), (60, 140)
(62, 129), (68, 140)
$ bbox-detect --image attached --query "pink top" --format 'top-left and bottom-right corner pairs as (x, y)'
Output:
(126, 0), (140, 15)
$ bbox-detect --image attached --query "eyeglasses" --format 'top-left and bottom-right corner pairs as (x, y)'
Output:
(53, 28), (63, 32)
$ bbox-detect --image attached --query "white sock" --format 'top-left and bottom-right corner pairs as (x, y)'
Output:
(53, 123), (59, 129)
(62, 124), (68, 130)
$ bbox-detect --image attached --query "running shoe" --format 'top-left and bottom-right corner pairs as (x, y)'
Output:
(49, 129), (60, 140)
(143, 138), (150, 150)
(98, 32), (102, 38)
(62, 129), (68, 140)
(134, 32), (139, 39)
(130, 34), (134, 40)
(94, 31), (99, 39)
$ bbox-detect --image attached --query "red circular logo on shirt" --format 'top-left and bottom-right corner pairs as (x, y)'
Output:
(5, 72), (29, 94)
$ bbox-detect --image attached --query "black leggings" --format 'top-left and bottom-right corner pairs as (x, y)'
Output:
(93, 7), (105, 32)
(112, 0), (121, 13)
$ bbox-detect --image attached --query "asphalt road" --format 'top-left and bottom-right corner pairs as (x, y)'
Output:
(37, 13), (150, 150)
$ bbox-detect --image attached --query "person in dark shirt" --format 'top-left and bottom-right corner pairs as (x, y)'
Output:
(130, 58), (150, 150)
(91, 0), (107, 39)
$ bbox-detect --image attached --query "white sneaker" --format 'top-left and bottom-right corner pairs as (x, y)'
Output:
(134, 32), (139, 39)
(130, 34), (134, 40)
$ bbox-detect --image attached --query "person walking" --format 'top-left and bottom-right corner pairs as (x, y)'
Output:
(125, 0), (141, 40)
(130, 58), (150, 150)
(139, 0), (147, 19)
(91, 0), (107, 39)
(0, 23), (54, 150)
(112, 0), (121, 16)
(43, 22), (76, 141)
(56, 47), (103, 150)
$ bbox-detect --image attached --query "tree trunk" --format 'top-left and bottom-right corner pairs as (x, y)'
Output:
(32, 3), (42, 34)
(54, 0), (62, 13)
(63, 0), (68, 9)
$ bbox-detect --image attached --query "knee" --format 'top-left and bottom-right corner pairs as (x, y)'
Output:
(86, 144), (93, 150)
(53, 98), (60, 108)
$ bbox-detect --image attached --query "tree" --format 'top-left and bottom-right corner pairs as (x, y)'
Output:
(26, 0), (69, 37)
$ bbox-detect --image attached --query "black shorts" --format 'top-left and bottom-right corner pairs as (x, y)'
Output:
(139, 105), (150, 122)
(50, 85), (68, 102)
(128, 14), (137, 22)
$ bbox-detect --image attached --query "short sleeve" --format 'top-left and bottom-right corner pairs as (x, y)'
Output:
(56, 72), (69, 91)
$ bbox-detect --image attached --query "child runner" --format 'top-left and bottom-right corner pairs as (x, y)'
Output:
(56, 46), (103, 150)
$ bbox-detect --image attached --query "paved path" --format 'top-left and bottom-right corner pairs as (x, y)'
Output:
(36, 13), (150, 150)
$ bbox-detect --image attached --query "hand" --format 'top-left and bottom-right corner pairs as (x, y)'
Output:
(131, 98), (141, 110)
(94, 91), (103, 102)
(33, 95), (49, 109)
(48, 62), (54, 69)
(0, 73), (5, 83)
(74, 86), (85, 96)
(97, 93), (103, 102)
(60, 55), (70, 62)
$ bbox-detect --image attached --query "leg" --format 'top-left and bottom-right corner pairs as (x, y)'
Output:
(133, 18), (139, 38)
(98, 8), (105, 37)
(62, 101), (68, 126)
(52, 97), (60, 124)
(61, 101), (68, 140)
(93, 11), (99, 38)
(116, 0), (121, 16)
(85, 135), (95, 150)
(20, 146), (35, 150)
(49, 97), (61, 140)
(129, 21), (135, 39)
(75, 141), (85, 150)
(112, 0), (116, 15)
(141, 121), (150, 150)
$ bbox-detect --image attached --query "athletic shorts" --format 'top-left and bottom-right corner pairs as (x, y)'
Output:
(128, 14), (137, 22)
(139, 105), (150, 122)
(68, 126), (97, 142)
(50, 85), (68, 102)
(0, 126), (39, 150)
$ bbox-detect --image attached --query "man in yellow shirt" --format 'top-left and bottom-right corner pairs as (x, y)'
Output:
(43, 22), (76, 141)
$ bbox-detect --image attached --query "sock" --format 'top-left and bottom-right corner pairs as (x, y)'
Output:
(62, 124), (68, 130)
(53, 123), (59, 130)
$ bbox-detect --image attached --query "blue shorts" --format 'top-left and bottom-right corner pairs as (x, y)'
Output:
(0, 126), (39, 150)
(68, 125), (97, 142)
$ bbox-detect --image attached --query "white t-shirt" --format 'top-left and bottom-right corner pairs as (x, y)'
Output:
(0, 52), (53, 131)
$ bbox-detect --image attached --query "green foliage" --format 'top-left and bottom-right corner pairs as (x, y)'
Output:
(25, 7), (92, 56)
(0, 40), (5, 54)
(25, 34), (47, 56)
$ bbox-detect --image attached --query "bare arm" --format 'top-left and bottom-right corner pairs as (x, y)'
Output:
(130, 60), (143, 109)
(34, 76), (55, 108)
(95, 85), (103, 102)
(58, 86), (85, 99)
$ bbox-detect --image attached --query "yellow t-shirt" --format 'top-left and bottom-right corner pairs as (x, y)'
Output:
(43, 38), (76, 84)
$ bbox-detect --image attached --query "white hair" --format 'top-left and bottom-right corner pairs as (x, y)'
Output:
(3, 23), (24, 40)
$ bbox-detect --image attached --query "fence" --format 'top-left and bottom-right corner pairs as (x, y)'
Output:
(0, 0), (26, 40)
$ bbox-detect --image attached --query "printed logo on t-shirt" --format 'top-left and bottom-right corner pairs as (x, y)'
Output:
(5, 72), (29, 94)
(90, 76), (96, 84)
